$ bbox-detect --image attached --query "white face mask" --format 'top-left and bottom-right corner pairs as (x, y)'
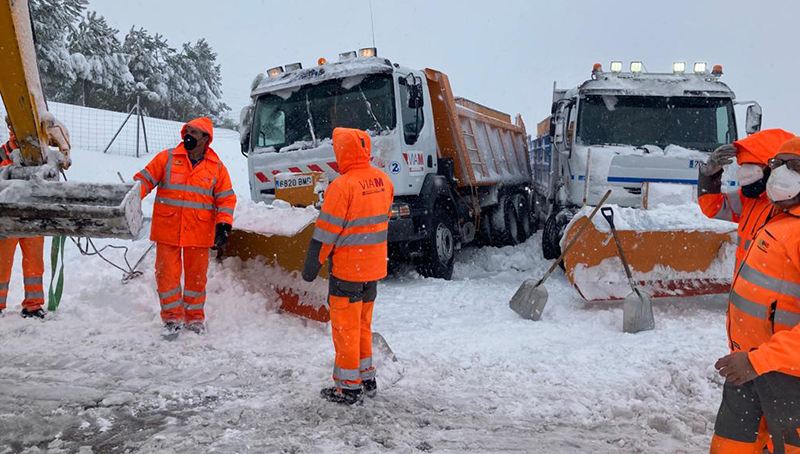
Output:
(737, 164), (765, 186)
(766, 165), (800, 202)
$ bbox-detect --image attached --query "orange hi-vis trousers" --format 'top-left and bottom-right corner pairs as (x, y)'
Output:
(155, 244), (209, 324)
(0, 237), (45, 311)
(329, 277), (377, 390)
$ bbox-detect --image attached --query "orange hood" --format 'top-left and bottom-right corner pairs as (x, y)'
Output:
(734, 128), (794, 165)
(776, 137), (800, 158)
(332, 128), (371, 174)
(181, 117), (214, 145)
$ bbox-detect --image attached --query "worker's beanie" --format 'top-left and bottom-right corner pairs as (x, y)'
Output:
(777, 137), (800, 158)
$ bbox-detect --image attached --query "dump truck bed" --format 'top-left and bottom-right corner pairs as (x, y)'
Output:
(425, 69), (530, 188)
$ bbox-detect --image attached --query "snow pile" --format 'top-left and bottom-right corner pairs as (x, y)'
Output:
(583, 72), (733, 97)
(568, 203), (736, 234)
(233, 199), (318, 237)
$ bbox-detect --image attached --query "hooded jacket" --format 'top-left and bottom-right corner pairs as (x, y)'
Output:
(303, 128), (394, 283)
(698, 129), (794, 270)
(133, 117), (236, 248)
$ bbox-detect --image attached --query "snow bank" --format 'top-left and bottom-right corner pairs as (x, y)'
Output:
(568, 202), (736, 234)
(233, 199), (318, 237)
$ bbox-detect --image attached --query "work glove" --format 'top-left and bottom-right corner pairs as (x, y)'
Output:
(701, 144), (737, 176)
(212, 223), (232, 255)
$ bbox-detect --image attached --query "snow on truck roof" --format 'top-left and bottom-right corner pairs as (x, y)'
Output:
(574, 72), (735, 98)
(251, 57), (395, 97)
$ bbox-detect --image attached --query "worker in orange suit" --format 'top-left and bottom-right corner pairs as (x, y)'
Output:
(710, 138), (800, 454)
(134, 117), (236, 336)
(698, 128), (795, 272)
(302, 127), (394, 405)
(0, 117), (46, 319)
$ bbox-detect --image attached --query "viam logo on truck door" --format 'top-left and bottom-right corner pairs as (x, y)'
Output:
(403, 152), (425, 175)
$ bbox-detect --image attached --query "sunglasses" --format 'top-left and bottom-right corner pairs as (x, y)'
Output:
(767, 158), (800, 172)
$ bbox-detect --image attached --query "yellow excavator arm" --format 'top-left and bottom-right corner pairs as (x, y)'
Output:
(0, 0), (142, 239)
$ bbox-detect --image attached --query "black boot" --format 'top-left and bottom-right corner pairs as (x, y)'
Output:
(161, 321), (182, 340)
(185, 322), (206, 335)
(363, 378), (377, 398)
(21, 307), (46, 319)
(320, 387), (363, 405)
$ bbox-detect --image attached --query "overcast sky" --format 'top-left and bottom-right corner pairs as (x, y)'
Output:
(96, 0), (800, 135)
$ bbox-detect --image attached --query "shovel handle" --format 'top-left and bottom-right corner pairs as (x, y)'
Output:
(602, 207), (636, 282)
(536, 190), (612, 286)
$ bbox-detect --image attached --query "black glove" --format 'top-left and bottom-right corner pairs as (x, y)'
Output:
(213, 223), (232, 252)
(701, 144), (737, 176)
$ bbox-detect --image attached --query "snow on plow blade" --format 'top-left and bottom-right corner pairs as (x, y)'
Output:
(225, 173), (330, 323)
(0, 180), (143, 239)
(563, 207), (736, 301)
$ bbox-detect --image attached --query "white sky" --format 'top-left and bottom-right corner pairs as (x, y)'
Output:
(96, 0), (800, 136)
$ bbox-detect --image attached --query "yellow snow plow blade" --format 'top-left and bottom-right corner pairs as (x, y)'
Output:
(0, 0), (143, 240)
(225, 172), (330, 322)
(563, 213), (735, 301)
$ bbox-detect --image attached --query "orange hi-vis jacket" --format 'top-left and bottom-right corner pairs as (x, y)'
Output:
(134, 118), (236, 248)
(1, 132), (17, 167)
(308, 128), (394, 282)
(698, 129), (794, 270)
(731, 207), (800, 378)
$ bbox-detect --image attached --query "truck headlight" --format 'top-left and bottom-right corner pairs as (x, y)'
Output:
(267, 66), (284, 78)
(359, 47), (377, 58)
(610, 61), (623, 73)
(672, 62), (686, 74)
(390, 203), (411, 219)
(630, 61), (643, 73)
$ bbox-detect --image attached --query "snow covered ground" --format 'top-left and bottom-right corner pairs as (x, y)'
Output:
(0, 131), (731, 453)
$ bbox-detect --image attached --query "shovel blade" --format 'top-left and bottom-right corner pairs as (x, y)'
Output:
(372, 332), (398, 363)
(622, 290), (655, 333)
(509, 280), (549, 321)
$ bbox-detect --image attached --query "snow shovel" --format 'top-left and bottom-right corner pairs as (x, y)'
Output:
(600, 207), (655, 334)
(372, 332), (398, 363)
(509, 190), (612, 321)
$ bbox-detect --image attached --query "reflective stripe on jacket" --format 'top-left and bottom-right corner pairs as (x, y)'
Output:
(308, 128), (394, 282)
(134, 145), (236, 247)
(728, 210), (800, 377)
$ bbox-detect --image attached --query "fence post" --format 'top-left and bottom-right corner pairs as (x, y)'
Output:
(140, 104), (150, 155)
(135, 96), (141, 158)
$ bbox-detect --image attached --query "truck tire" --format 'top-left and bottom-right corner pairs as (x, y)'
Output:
(542, 212), (565, 260)
(416, 205), (456, 280)
(513, 194), (532, 242)
(491, 195), (521, 246)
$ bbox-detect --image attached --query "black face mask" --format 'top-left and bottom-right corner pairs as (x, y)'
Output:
(741, 168), (771, 199)
(183, 134), (198, 151)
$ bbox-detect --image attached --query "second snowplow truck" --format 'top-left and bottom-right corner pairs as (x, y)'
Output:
(531, 61), (764, 301)
(238, 48), (532, 281)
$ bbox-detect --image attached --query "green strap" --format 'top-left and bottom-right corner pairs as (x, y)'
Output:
(47, 236), (66, 311)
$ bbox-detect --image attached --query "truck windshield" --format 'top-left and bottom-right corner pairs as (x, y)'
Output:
(250, 74), (396, 151)
(577, 95), (735, 151)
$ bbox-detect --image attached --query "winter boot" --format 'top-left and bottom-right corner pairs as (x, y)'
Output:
(161, 321), (182, 340)
(320, 387), (363, 406)
(21, 307), (46, 319)
(185, 322), (206, 335)
(363, 378), (378, 398)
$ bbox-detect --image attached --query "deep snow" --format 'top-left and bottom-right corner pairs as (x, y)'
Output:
(0, 130), (732, 453)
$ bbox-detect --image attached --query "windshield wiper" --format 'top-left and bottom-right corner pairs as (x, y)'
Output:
(305, 93), (318, 147)
(359, 86), (384, 132)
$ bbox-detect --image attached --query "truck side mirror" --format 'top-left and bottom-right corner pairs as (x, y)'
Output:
(239, 104), (254, 156)
(405, 74), (424, 109)
(745, 103), (762, 136)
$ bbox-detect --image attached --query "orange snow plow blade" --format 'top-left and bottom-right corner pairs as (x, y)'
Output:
(563, 215), (735, 301)
(224, 172), (330, 322)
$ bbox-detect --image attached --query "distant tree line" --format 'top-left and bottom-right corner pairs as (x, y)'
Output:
(30, 0), (230, 124)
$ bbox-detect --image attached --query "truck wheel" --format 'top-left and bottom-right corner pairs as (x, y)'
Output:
(513, 194), (532, 242)
(416, 206), (456, 280)
(542, 212), (564, 260)
(491, 196), (521, 246)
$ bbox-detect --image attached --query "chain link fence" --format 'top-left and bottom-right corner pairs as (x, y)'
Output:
(0, 99), (238, 157)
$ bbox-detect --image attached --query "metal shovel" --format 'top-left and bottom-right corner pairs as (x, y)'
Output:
(600, 207), (655, 333)
(510, 190), (612, 321)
